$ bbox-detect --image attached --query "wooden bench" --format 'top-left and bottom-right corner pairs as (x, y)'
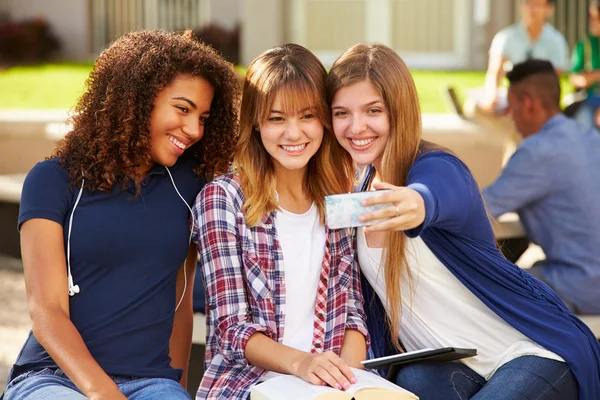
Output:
(579, 316), (600, 340)
(192, 313), (207, 345)
(421, 114), (511, 189)
(188, 313), (207, 397)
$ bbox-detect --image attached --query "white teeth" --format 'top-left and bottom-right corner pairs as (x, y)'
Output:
(281, 143), (306, 152)
(351, 138), (375, 147)
(169, 136), (187, 150)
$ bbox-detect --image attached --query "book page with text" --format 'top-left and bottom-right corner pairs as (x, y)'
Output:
(346, 369), (416, 398)
(250, 374), (345, 400)
(250, 369), (417, 400)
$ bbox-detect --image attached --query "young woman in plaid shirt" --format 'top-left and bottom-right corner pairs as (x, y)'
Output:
(191, 44), (370, 400)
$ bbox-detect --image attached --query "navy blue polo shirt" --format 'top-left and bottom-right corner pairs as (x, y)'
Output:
(12, 157), (204, 382)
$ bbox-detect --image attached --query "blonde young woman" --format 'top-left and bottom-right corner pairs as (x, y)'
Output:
(325, 43), (600, 400)
(192, 43), (369, 400)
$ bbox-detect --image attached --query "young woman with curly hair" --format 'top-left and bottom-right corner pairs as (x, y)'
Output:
(2, 30), (239, 400)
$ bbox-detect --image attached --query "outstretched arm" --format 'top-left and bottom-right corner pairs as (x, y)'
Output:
(360, 153), (475, 237)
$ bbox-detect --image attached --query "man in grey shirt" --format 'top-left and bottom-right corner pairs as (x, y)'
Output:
(483, 59), (600, 314)
(480, 0), (568, 113)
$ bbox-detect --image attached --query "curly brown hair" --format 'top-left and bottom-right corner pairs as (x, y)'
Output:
(53, 30), (239, 192)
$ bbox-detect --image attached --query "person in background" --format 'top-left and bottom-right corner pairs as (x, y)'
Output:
(484, 59), (600, 316)
(480, 0), (568, 114)
(193, 43), (368, 400)
(570, 2), (600, 129)
(327, 43), (599, 400)
(2, 30), (239, 400)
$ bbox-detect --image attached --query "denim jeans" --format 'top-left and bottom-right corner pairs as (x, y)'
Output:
(3, 368), (191, 400)
(393, 355), (578, 400)
(574, 100), (600, 132)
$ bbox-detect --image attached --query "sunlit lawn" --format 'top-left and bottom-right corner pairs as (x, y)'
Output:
(0, 63), (93, 110)
(0, 64), (574, 113)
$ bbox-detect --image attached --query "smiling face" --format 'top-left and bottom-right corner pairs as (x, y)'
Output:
(331, 79), (390, 168)
(143, 75), (214, 175)
(522, 0), (553, 28)
(258, 90), (324, 175)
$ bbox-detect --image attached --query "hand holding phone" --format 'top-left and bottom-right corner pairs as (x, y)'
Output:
(359, 182), (425, 232)
(325, 190), (393, 229)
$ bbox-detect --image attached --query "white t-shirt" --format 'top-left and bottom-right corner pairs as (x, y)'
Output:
(357, 227), (563, 380)
(263, 203), (325, 380)
(489, 22), (569, 71)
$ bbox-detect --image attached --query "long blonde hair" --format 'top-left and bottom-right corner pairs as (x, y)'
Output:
(326, 43), (423, 347)
(236, 43), (353, 226)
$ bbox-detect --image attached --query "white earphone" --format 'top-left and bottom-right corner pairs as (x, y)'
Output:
(67, 166), (196, 312)
(66, 175), (84, 297)
(164, 166), (196, 312)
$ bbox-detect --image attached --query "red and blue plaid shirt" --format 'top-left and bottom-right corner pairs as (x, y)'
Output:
(191, 174), (370, 400)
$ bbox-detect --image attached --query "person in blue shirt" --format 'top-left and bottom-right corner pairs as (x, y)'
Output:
(480, 0), (568, 114)
(483, 59), (600, 315)
(326, 44), (599, 400)
(1, 30), (239, 400)
(569, 2), (600, 130)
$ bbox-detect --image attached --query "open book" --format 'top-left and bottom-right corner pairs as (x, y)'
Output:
(250, 368), (418, 400)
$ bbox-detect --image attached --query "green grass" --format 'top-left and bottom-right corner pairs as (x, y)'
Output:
(0, 64), (574, 113)
(412, 70), (486, 113)
(0, 63), (93, 109)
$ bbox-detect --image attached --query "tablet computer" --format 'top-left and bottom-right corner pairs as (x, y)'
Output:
(361, 347), (477, 370)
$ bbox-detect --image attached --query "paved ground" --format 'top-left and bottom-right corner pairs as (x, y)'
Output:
(0, 256), (30, 392)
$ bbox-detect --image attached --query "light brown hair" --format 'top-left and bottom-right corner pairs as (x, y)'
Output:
(235, 43), (353, 226)
(326, 43), (426, 347)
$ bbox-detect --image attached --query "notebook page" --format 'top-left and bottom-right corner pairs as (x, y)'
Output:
(347, 369), (414, 395)
(252, 374), (338, 400)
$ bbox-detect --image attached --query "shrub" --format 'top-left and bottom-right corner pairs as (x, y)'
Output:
(191, 23), (240, 65)
(0, 16), (61, 64)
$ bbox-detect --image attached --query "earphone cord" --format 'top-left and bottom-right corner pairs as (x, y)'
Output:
(67, 177), (85, 296)
(67, 168), (196, 314)
(165, 166), (196, 312)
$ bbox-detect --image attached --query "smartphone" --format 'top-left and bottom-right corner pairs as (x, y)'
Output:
(325, 190), (393, 229)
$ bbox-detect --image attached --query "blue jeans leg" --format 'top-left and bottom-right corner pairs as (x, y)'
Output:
(574, 102), (598, 129)
(393, 360), (485, 400)
(3, 369), (190, 400)
(119, 377), (191, 400)
(471, 356), (578, 400)
(3, 368), (86, 400)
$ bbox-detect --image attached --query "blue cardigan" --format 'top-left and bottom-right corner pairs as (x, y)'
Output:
(359, 151), (600, 400)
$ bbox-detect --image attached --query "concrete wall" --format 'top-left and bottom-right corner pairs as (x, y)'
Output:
(239, 0), (492, 69)
(209, 0), (240, 30)
(5, 0), (92, 60)
(240, 0), (284, 65)
(1, 0), (516, 68)
(469, 0), (516, 69)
